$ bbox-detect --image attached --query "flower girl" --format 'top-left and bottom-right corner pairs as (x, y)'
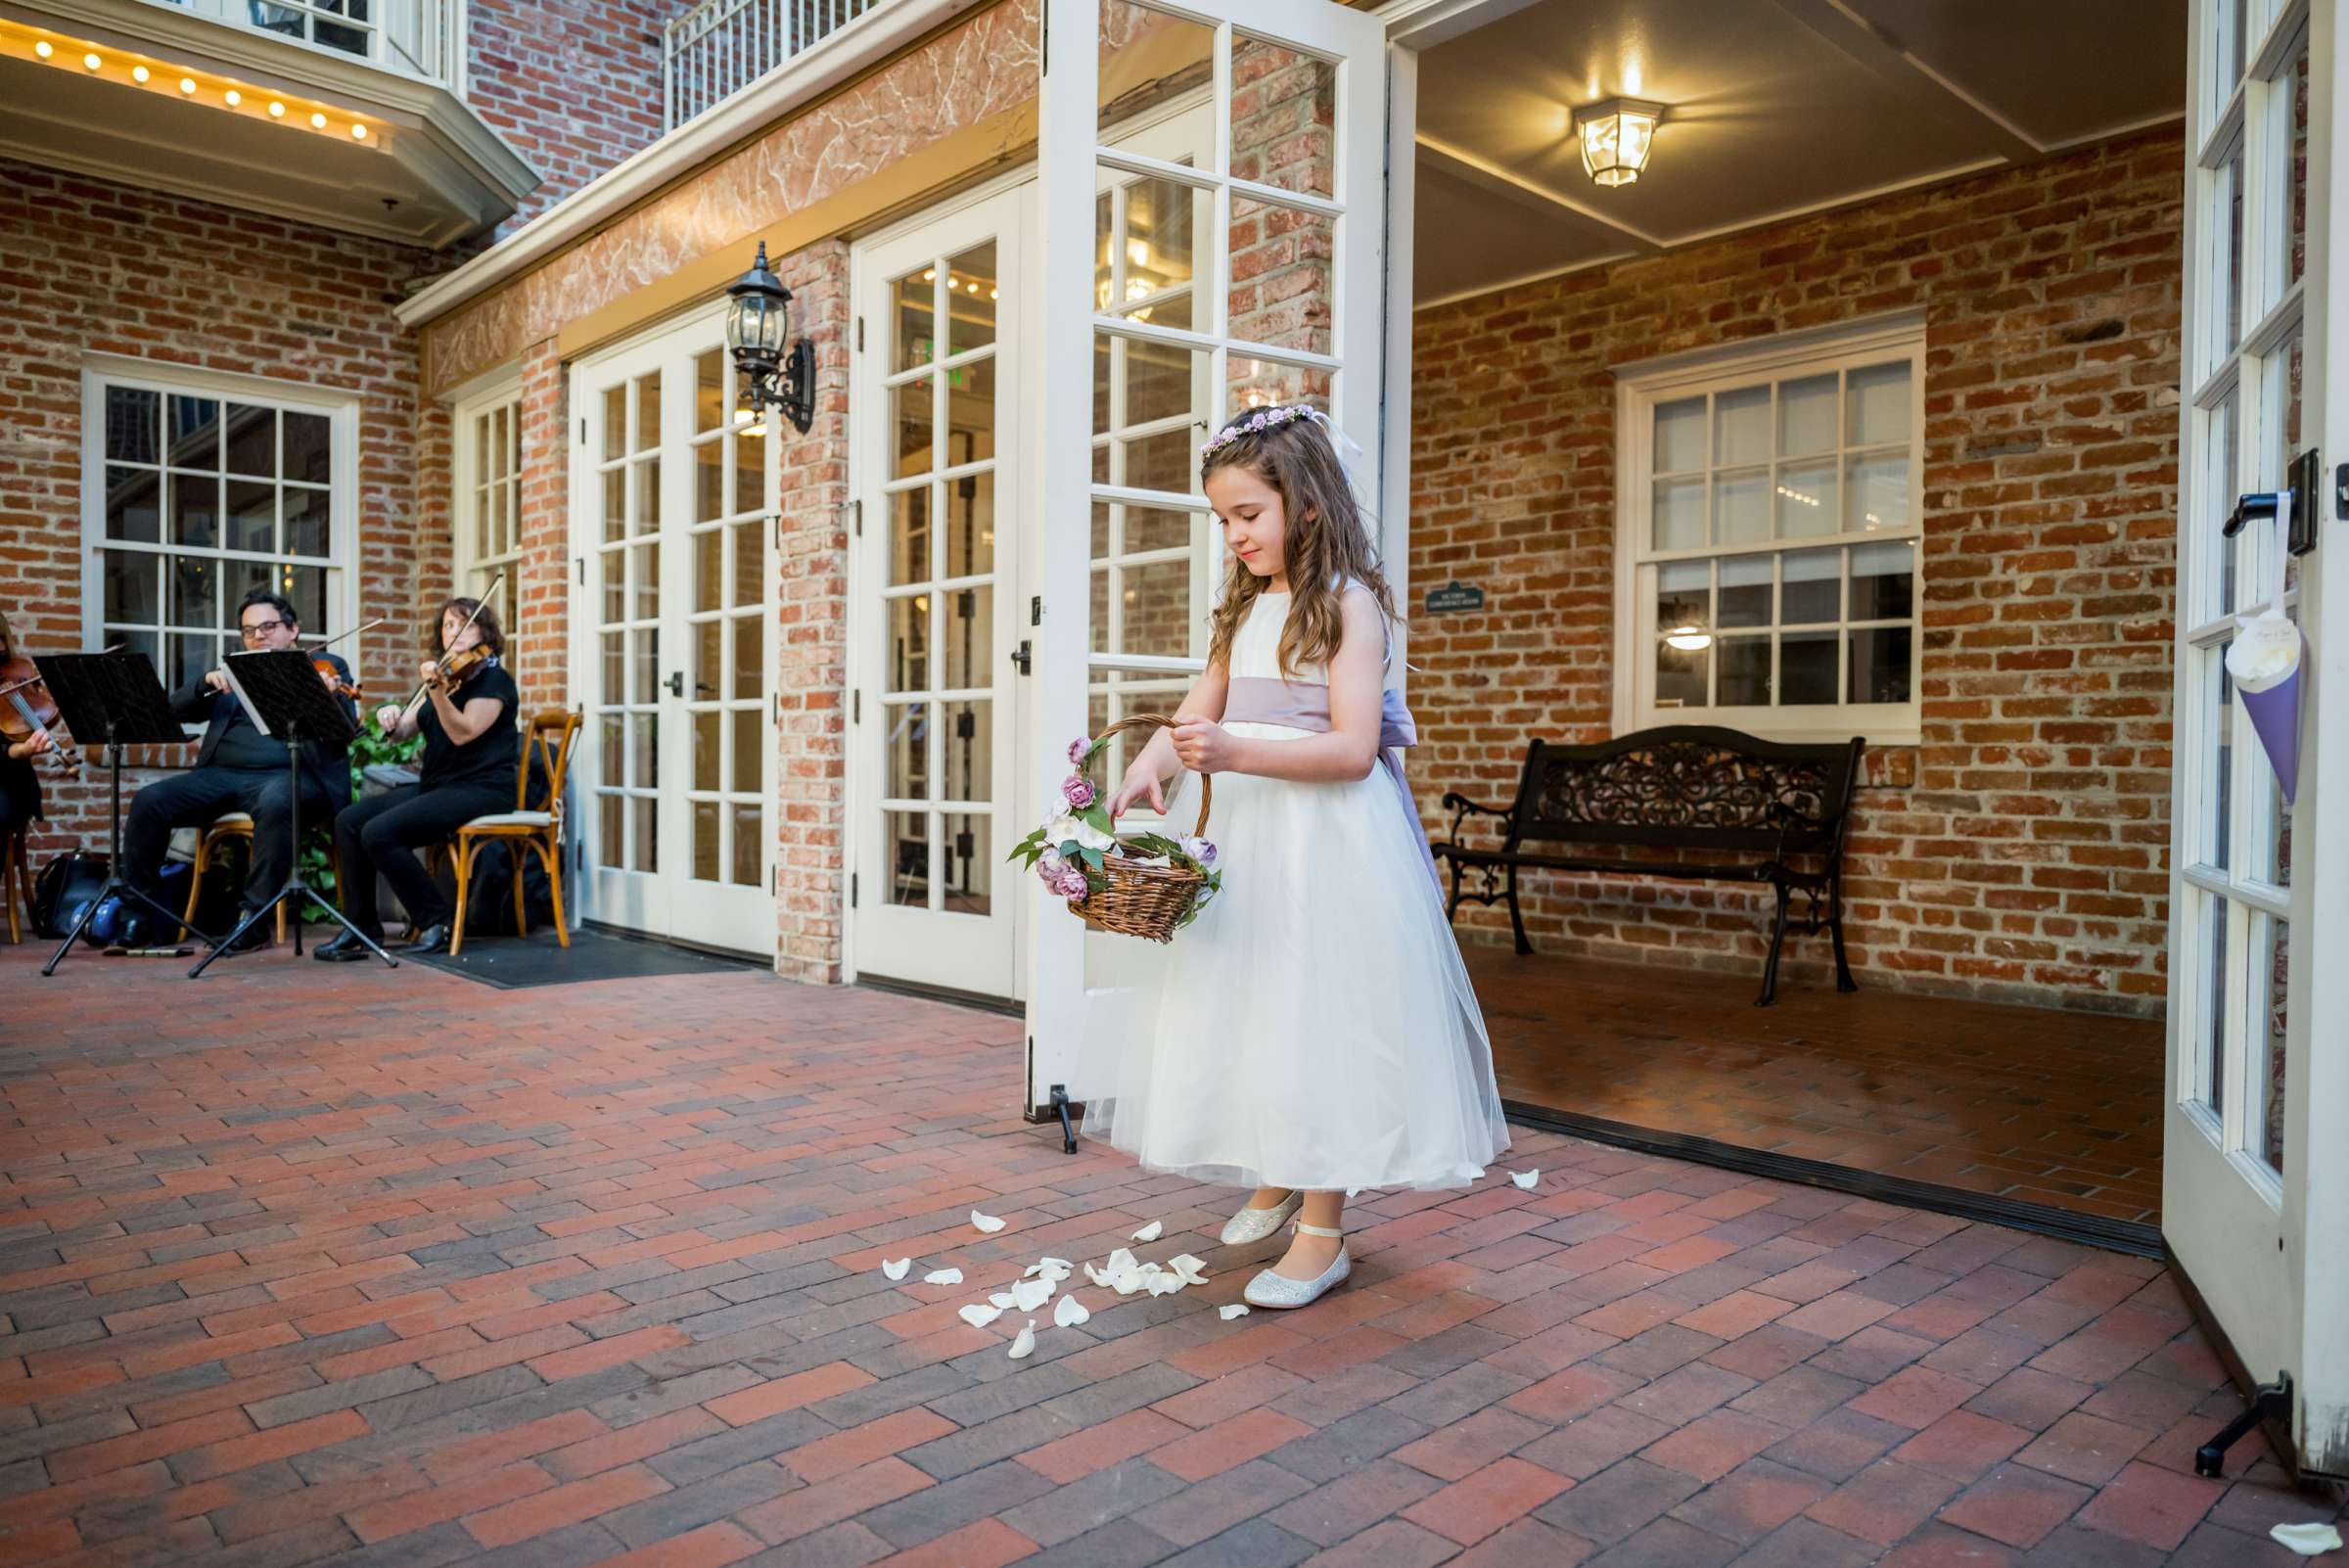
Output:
(1078, 403), (1509, 1309)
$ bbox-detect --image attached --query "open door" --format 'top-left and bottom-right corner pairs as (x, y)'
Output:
(2164, 0), (2348, 1481)
(1023, 0), (1396, 1126)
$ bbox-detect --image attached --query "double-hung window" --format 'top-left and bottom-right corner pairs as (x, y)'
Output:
(83, 358), (359, 693)
(454, 380), (525, 642)
(1614, 314), (1925, 745)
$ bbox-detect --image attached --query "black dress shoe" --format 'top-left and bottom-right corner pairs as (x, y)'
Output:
(314, 932), (375, 962)
(404, 923), (451, 955)
(220, 915), (271, 954)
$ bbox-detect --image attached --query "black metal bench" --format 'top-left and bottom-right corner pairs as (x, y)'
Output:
(1433, 726), (1865, 1006)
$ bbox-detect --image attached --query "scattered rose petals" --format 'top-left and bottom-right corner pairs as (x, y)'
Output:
(957, 1303), (1001, 1329)
(1008, 1319), (1036, 1360)
(1510, 1170), (1539, 1189)
(1130, 1221), (1164, 1242)
(971, 1210), (1006, 1233)
(924, 1268), (963, 1285)
(1219, 1303), (1249, 1320)
(1146, 1272), (1184, 1297)
(1053, 1293), (1090, 1327)
(1023, 1257), (1073, 1278)
(1082, 1262), (1110, 1288)
(2273, 1523), (2344, 1556)
(1103, 1248), (1139, 1275)
(989, 1291), (1016, 1310)
(1169, 1254), (1210, 1286)
(1011, 1276), (1055, 1313)
(880, 1258), (911, 1281)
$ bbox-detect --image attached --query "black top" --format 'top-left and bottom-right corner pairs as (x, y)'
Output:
(420, 661), (519, 792)
(171, 652), (354, 807)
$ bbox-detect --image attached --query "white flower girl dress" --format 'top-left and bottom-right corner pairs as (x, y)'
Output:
(1077, 586), (1510, 1193)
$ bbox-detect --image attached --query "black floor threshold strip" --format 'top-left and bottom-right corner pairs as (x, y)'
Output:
(857, 975), (1025, 1019)
(1503, 1099), (2163, 1261)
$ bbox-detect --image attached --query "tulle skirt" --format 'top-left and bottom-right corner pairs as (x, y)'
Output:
(1075, 723), (1511, 1193)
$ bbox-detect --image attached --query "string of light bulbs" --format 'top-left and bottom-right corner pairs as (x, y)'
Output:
(15, 26), (378, 143)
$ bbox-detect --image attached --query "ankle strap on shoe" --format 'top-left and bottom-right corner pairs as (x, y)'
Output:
(1295, 1222), (1345, 1239)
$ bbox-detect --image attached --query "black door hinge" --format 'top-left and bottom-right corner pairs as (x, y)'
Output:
(855, 316), (865, 352)
(851, 872), (859, 907)
(852, 689), (861, 722)
(1031, 595), (1042, 625)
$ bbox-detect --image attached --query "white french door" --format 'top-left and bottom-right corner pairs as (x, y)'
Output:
(847, 189), (1029, 996)
(2166, 0), (2349, 1478)
(1023, 0), (1395, 1114)
(570, 314), (777, 952)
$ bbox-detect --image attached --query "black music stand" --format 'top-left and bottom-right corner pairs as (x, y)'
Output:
(35, 652), (202, 977)
(190, 650), (395, 978)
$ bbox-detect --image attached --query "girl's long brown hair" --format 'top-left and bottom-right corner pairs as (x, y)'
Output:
(1201, 407), (1397, 679)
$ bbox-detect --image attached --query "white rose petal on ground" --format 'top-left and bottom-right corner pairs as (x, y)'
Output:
(971, 1210), (1007, 1233)
(1053, 1293), (1090, 1327)
(1008, 1319), (1037, 1360)
(957, 1303), (1001, 1329)
(989, 1291), (1016, 1310)
(1131, 1221), (1164, 1242)
(1169, 1254), (1210, 1285)
(1010, 1276), (1055, 1313)
(1220, 1304), (1250, 1320)
(2273, 1523), (2344, 1556)
(880, 1258), (911, 1281)
(1024, 1257), (1073, 1278)
(1147, 1272), (1184, 1297)
(924, 1268), (964, 1285)
(1111, 1267), (1149, 1296)
(1082, 1262), (1110, 1288)
(1345, 1188), (1361, 1199)
(1511, 1170), (1540, 1189)
(1103, 1248), (1139, 1275)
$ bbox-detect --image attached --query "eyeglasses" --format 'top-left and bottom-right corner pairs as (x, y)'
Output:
(239, 619), (289, 641)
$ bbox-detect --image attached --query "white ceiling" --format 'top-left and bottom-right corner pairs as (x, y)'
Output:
(1411, 0), (2187, 307)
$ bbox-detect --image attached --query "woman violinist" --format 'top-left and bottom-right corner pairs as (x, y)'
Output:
(316, 597), (519, 959)
(0, 611), (53, 844)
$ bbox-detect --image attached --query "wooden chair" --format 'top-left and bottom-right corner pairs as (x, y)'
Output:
(446, 709), (580, 957)
(180, 814), (341, 945)
(1, 825), (32, 945)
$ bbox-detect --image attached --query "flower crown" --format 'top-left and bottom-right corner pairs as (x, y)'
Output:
(1200, 402), (1313, 457)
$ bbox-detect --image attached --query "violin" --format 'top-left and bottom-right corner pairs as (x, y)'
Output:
(421, 641), (493, 692)
(0, 655), (83, 776)
(312, 658), (362, 700)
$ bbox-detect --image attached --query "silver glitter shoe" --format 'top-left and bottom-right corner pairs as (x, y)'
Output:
(1220, 1189), (1303, 1246)
(1242, 1222), (1351, 1310)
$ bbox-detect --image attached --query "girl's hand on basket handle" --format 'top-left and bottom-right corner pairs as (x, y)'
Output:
(1108, 767), (1167, 819)
(1171, 715), (1241, 775)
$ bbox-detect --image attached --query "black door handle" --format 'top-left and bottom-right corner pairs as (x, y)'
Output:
(666, 670), (684, 697)
(1011, 640), (1032, 675)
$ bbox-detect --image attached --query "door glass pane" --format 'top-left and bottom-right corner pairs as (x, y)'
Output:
(2254, 912), (2287, 1175)
(885, 702), (929, 799)
(2222, 138), (2246, 359)
(601, 794), (623, 867)
(636, 373), (662, 452)
(1100, 1), (1215, 145)
(602, 386), (625, 461)
(946, 472), (996, 579)
(896, 268), (937, 372)
(633, 796), (659, 874)
(730, 805), (761, 887)
(2210, 641), (2234, 871)
(1114, 176), (1207, 324)
(885, 811), (930, 907)
(1229, 35), (1335, 198)
(693, 800), (720, 882)
(945, 243), (999, 355)
(945, 356), (998, 469)
(2204, 892), (2232, 1112)
(630, 713), (657, 788)
(895, 377), (934, 477)
(944, 813), (991, 915)
(944, 586), (992, 690)
(634, 459), (661, 538)
(887, 597), (930, 692)
(735, 420), (764, 515)
(732, 708), (761, 793)
(2285, 49), (2309, 287)
(693, 711), (720, 791)
(1227, 197), (1333, 359)
(634, 542), (659, 621)
(941, 700), (990, 804)
(696, 348), (726, 432)
(890, 487), (932, 585)
(733, 519), (764, 608)
(732, 616), (762, 700)
(695, 440), (723, 523)
(695, 529), (723, 613)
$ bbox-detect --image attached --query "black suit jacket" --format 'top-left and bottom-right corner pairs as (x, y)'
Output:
(170, 651), (356, 807)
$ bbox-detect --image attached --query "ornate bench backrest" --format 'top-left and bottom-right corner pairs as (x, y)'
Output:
(1507, 727), (1864, 855)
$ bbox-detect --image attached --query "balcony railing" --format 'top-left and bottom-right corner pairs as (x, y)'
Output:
(152, 0), (466, 88)
(663, 0), (878, 130)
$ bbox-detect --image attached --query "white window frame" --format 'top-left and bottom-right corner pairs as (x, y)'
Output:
(1611, 311), (1927, 747)
(452, 367), (525, 642)
(79, 353), (362, 706)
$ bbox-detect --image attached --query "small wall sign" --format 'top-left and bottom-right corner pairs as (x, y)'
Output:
(1424, 580), (1486, 615)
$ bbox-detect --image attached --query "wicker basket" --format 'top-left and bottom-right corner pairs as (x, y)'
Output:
(1076, 713), (1213, 943)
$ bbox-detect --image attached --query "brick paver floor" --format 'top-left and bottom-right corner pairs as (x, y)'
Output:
(2, 945), (2339, 1567)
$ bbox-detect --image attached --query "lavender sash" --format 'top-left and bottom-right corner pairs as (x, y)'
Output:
(1222, 675), (1441, 892)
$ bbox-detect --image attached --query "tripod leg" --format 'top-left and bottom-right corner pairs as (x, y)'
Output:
(189, 898), (278, 979)
(43, 891), (107, 977)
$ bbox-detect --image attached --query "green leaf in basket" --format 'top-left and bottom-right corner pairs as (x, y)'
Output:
(1081, 847), (1105, 871)
(1081, 803), (1113, 835)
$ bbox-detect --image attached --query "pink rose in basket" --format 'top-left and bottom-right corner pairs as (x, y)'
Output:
(1055, 866), (1092, 901)
(1068, 737), (1090, 764)
(1180, 836), (1218, 868)
(1061, 774), (1097, 810)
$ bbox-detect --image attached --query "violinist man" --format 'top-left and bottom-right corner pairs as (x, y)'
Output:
(120, 589), (354, 952)
(316, 596), (516, 959)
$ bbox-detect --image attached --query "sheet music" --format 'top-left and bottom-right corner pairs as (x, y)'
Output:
(222, 653), (277, 737)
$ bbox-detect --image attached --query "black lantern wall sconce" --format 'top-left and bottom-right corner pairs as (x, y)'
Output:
(725, 241), (814, 436)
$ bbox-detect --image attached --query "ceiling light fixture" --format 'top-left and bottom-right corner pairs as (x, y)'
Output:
(1573, 97), (1664, 188)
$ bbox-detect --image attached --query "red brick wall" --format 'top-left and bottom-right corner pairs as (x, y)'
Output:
(465, 0), (670, 239)
(1409, 129), (2183, 1017)
(0, 156), (434, 865)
